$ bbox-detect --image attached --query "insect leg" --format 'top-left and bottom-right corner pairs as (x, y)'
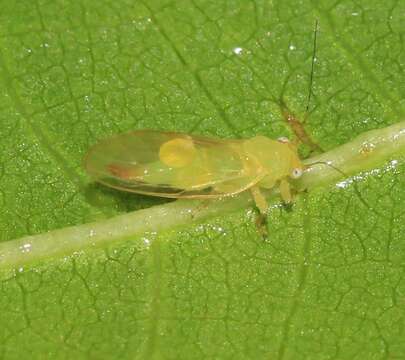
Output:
(250, 186), (269, 239)
(279, 179), (292, 203)
(251, 186), (268, 213)
(190, 200), (210, 219)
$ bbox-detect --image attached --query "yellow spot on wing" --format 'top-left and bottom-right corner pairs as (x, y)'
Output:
(159, 137), (196, 168)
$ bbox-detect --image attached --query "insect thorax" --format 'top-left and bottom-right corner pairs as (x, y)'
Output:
(243, 136), (296, 181)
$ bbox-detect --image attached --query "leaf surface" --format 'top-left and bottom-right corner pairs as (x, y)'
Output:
(0, 0), (404, 358)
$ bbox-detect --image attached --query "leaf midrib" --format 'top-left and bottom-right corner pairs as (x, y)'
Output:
(0, 120), (403, 273)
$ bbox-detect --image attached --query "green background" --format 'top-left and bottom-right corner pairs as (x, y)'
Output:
(0, 0), (404, 358)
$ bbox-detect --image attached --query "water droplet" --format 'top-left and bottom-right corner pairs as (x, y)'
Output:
(360, 141), (376, 155)
(142, 237), (151, 246)
(233, 47), (243, 55)
(19, 243), (32, 253)
(289, 44), (296, 50)
(336, 180), (349, 189)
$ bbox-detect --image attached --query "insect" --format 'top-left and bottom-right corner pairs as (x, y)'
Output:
(85, 21), (321, 236)
(84, 131), (304, 234)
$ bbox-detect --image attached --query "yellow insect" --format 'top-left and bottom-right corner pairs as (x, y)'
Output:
(84, 130), (304, 226)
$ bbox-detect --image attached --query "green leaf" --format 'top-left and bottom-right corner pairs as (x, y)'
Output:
(0, 0), (404, 359)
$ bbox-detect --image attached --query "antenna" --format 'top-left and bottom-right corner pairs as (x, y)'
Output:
(305, 19), (319, 113)
(306, 160), (347, 178)
(278, 20), (323, 153)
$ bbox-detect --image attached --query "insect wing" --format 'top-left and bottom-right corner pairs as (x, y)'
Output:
(84, 130), (263, 198)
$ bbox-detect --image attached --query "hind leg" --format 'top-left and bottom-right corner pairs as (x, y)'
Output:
(250, 186), (269, 239)
(279, 179), (292, 204)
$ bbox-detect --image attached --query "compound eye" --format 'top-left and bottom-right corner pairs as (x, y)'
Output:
(290, 168), (303, 179)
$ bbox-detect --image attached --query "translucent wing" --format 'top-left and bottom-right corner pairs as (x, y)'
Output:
(84, 130), (265, 198)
